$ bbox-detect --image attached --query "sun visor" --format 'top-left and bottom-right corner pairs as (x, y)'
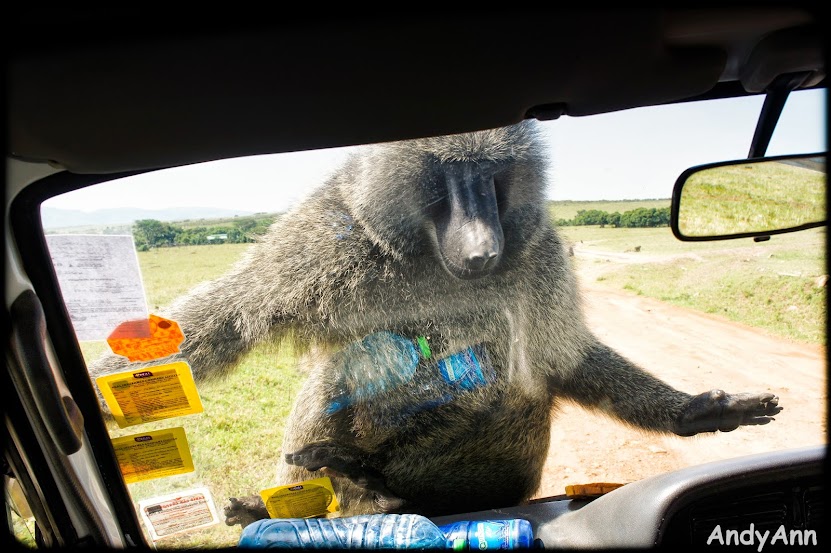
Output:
(554, 46), (727, 118)
(740, 25), (825, 93)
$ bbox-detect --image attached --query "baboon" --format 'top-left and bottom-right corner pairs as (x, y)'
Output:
(89, 120), (781, 526)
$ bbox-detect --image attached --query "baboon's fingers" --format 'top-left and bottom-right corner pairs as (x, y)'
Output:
(285, 441), (365, 475)
(223, 496), (267, 527)
(223, 497), (242, 526)
(675, 389), (783, 436)
(740, 416), (775, 427)
(759, 395), (782, 416)
(320, 467), (347, 479)
(723, 392), (782, 419)
(285, 442), (399, 499)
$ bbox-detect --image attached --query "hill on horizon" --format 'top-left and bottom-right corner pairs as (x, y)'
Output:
(41, 206), (256, 230)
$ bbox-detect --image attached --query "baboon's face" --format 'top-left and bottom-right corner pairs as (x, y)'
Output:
(350, 122), (542, 279)
(423, 158), (507, 280)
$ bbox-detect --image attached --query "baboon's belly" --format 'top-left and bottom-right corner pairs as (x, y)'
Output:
(377, 396), (552, 514)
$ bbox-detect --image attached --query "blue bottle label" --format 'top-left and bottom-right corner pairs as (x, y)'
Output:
(437, 520), (470, 550)
(437, 519), (534, 550)
(437, 344), (495, 391)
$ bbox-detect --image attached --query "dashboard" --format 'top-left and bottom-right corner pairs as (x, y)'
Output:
(430, 445), (825, 548)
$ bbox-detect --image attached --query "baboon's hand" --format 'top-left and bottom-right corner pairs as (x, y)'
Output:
(286, 441), (403, 507)
(286, 441), (377, 487)
(675, 390), (782, 437)
(223, 495), (268, 528)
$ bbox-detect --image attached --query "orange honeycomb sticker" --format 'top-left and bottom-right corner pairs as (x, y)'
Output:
(107, 314), (185, 362)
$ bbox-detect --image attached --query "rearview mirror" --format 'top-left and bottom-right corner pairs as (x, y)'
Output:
(671, 153), (826, 241)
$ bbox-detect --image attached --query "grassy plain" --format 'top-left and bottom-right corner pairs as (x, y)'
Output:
(559, 225), (826, 343)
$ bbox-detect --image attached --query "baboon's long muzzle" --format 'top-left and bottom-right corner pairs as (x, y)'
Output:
(435, 163), (504, 280)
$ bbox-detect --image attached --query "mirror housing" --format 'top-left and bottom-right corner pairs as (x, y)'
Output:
(671, 153), (826, 241)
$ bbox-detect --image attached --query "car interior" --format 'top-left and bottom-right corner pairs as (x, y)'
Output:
(5, 6), (827, 550)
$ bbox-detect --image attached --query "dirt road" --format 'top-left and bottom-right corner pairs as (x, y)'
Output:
(533, 250), (827, 499)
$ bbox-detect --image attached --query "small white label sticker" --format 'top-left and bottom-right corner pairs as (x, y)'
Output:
(138, 487), (219, 540)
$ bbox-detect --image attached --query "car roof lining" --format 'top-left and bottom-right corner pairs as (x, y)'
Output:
(6, 7), (825, 174)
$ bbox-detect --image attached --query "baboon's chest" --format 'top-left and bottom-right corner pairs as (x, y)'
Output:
(310, 256), (554, 433)
(321, 260), (521, 340)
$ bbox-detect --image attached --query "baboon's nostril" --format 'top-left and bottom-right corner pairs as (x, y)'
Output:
(467, 250), (499, 272)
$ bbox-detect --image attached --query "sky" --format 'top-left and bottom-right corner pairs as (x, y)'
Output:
(43, 89), (826, 213)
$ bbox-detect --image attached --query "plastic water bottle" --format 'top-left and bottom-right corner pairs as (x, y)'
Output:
(327, 332), (496, 417)
(326, 332), (423, 414)
(237, 513), (448, 549)
(437, 519), (535, 550)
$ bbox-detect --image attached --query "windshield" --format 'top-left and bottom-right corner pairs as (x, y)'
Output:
(29, 89), (826, 548)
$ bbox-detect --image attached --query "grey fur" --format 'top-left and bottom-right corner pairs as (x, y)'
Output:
(88, 120), (781, 522)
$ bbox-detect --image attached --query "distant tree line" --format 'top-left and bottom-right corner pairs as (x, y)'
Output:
(556, 207), (671, 228)
(132, 216), (276, 250)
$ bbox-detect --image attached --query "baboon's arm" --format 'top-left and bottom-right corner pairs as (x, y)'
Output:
(555, 341), (781, 436)
(87, 191), (356, 389)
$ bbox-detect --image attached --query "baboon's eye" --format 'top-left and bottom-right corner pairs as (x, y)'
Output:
(494, 170), (509, 216)
(422, 170), (448, 217)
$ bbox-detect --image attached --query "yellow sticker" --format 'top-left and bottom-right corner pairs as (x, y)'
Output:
(107, 314), (185, 362)
(96, 362), (203, 428)
(260, 477), (340, 519)
(111, 427), (194, 484)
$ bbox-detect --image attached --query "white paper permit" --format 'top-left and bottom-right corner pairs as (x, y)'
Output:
(137, 487), (220, 541)
(45, 235), (149, 341)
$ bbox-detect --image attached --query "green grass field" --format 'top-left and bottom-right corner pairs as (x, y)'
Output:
(559, 225), (826, 343)
(138, 243), (253, 311)
(75, 217), (825, 548)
